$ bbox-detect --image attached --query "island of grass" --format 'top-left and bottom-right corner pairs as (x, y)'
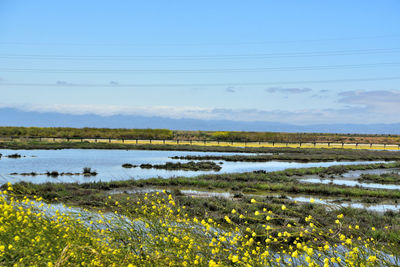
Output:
(171, 149), (400, 162)
(0, 153), (23, 158)
(134, 161), (222, 171)
(358, 172), (400, 184)
(9, 167), (98, 177)
(121, 163), (138, 168)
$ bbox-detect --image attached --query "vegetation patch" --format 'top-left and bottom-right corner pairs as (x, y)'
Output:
(171, 150), (400, 162)
(0, 126), (173, 139)
(138, 161), (222, 171)
(0, 153), (23, 159)
(10, 167), (98, 177)
(359, 172), (400, 184)
(122, 163), (138, 168)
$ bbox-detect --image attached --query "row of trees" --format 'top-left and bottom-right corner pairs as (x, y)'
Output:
(0, 127), (173, 139)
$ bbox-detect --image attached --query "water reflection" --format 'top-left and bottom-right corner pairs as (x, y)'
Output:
(0, 149), (381, 184)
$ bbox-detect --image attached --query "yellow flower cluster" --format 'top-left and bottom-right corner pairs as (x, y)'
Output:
(0, 184), (396, 266)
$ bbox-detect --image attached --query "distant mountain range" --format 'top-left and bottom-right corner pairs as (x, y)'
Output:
(0, 107), (399, 134)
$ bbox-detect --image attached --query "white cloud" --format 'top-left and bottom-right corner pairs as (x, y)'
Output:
(338, 90), (400, 114)
(266, 87), (312, 94)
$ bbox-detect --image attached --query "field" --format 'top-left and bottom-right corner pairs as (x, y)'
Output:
(0, 139), (399, 152)
(1, 126), (400, 145)
(35, 138), (400, 150)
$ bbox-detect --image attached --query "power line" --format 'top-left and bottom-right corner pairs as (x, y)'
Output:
(1, 76), (399, 87)
(0, 34), (399, 47)
(0, 62), (399, 74)
(0, 48), (399, 61)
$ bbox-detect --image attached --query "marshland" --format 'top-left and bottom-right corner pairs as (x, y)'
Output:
(4, 0), (400, 264)
(1, 130), (400, 265)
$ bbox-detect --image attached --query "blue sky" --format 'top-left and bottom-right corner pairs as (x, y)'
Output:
(0, 0), (400, 125)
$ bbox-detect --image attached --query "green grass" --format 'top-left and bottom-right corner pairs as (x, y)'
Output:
(171, 150), (400, 162)
(137, 161), (222, 171)
(0, 126), (173, 139)
(358, 172), (400, 184)
(2, 126), (400, 143)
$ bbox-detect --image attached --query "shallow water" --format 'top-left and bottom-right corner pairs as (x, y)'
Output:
(0, 149), (382, 185)
(285, 196), (400, 212)
(341, 168), (399, 179)
(188, 190), (400, 212)
(299, 178), (400, 190)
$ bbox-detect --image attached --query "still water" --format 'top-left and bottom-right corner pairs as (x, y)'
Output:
(0, 149), (384, 185)
(299, 178), (400, 190)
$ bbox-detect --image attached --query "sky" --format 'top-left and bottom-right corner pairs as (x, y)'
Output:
(0, 0), (400, 126)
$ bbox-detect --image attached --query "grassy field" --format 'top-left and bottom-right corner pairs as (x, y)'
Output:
(1, 139), (399, 152)
(358, 172), (400, 185)
(171, 149), (400, 162)
(48, 138), (400, 150)
(1, 126), (400, 145)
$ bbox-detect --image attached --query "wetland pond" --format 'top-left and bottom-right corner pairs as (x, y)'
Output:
(0, 149), (386, 185)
